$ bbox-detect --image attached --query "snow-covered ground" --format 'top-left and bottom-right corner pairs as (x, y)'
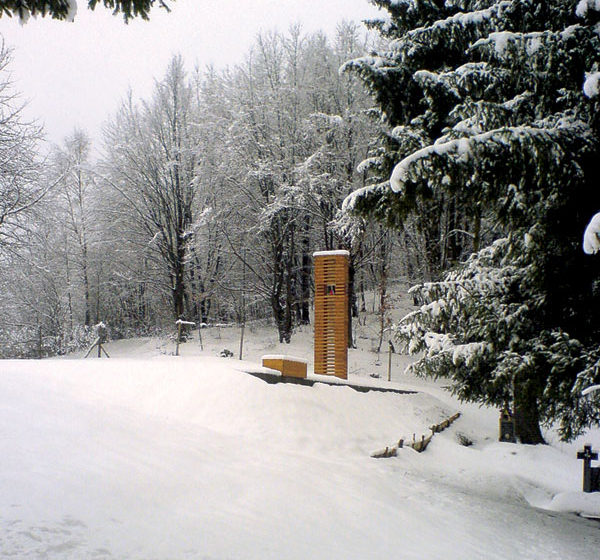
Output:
(1, 305), (600, 559)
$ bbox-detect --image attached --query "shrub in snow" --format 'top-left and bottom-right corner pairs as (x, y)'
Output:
(61, 325), (98, 355)
(456, 432), (474, 447)
(0, 323), (100, 359)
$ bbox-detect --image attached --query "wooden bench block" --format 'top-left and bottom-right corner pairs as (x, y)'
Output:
(262, 355), (308, 378)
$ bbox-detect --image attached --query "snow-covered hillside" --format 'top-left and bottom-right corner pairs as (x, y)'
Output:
(1, 323), (599, 559)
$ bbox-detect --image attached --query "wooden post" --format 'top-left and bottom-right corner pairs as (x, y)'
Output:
(239, 248), (246, 361)
(239, 323), (245, 361)
(387, 340), (392, 382)
(37, 324), (43, 360)
(84, 337), (99, 358)
(314, 250), (349, 379)
(176, 322), (181, 356)
(175, 319), (195, 357)
(84, 323), (110, 358)
(84, 321), (110, 358)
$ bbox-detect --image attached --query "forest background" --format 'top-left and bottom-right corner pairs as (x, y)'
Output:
(0, 21), (418, 356)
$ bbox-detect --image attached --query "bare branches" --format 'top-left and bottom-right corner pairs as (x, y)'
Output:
(0, 43), (49, 250)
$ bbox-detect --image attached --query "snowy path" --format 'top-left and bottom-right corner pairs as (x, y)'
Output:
(1, 356), (599, 559)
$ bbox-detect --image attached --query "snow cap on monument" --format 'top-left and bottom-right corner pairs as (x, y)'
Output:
(313, 250), (349, 257)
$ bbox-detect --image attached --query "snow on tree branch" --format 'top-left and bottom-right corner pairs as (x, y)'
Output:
(576, 0), (600, 18)
(583, 212), (600, 254)
(388, 1), (512, 59)
(471, 28), (575, 57)
(582, 384), (600, 396)
(583, 72), (600, 98)
(389, 120), (591, 194)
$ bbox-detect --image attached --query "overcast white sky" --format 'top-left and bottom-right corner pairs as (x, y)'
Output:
(0, 0), (381, 150)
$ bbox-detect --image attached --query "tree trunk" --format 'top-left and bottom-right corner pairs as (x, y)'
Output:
(200, 297), (211, 324)
(283, 247), (293, 344)
(513, 379), (545, 444)
(359, 276), (366, 313)
(298, 216), (311, 325)
(376, 230), (389, 354)
(271, 252), (291, 343)
(348, 259), (356, 348)
(272, 293), (291, 344)
(299, 251), (311, 325)
(472, 211), (481, 254)
(172, 232), (187, 322)
(173, 265), (186, 321)
(82, 255), (91, 327)
(95, 268), (101, 324)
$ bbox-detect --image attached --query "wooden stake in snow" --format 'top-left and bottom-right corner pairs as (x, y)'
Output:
(371, 412), (461, 458)
(239, 248), (246, 361)
(84, 322), (110, 358)
(387, 340), (393, 382)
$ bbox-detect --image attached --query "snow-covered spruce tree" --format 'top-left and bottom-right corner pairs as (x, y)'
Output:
(344, 1), (600, 442)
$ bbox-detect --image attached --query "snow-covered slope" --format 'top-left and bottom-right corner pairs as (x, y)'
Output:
(1, 326), (599, 559)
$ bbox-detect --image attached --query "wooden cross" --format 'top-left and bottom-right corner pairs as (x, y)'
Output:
(577, 444), (599, 493)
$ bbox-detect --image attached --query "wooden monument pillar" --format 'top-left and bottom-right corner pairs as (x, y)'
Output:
(313, 250), (349, 379)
